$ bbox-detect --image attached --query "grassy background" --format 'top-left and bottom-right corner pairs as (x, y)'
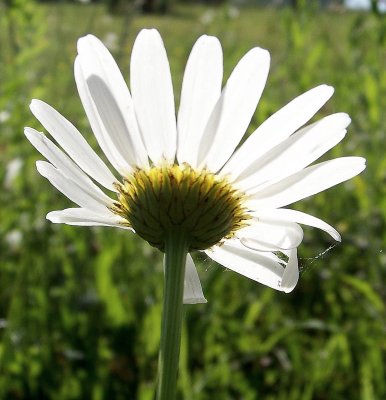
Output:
(0, 1), (385, 399)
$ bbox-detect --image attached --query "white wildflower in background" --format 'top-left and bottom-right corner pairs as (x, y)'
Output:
(103, 32), (118, 52)
(25, 29), (365, 303)
(4, 230), (23, 251)
(200, 10), (215, 26)
(227, 6), (240, 19)
(0, 110), (11, 124)
(4, 157), (23, 189)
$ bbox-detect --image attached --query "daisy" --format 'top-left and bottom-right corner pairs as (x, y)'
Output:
(25, 29), (366, 304)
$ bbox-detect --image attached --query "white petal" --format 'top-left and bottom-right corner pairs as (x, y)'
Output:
(236, 113), (350, 190)
(47, 208), (129, 229)
(247, 157), (366, 208)
(255, 209), (341, 241)
(177, 35), (223, 167)
(198, 47), (270, 172)
(74, 57), (132, 176)
(237, 220), (303, 252)
(280, 248), (299, 293)
(183, 254), (207, 304)
(205, 240), (298, 292)
(29, 99), (117, 191)
(130, 29), (176, 164)
(222, 85), (334, 180)
(77, 35), (148, 169)
(25, 128), (113, 206)
(36, 161), (110, 213)
(86, 75), (148, 169)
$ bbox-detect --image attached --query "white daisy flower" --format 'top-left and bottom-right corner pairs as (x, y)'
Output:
(25, 29), (366, 303)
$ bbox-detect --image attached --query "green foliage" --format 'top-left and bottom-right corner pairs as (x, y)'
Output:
(1, 2), (385, 399)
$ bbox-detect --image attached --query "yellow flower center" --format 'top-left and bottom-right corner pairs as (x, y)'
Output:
(112, 164), (250, 252)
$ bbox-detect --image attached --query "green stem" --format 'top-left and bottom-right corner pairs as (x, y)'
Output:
(156, 229), (188, 400)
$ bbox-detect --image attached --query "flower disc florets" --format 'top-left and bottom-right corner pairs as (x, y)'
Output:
(112, 164), (250, 252)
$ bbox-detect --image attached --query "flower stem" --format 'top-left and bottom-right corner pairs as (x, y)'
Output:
(156, 229), (188, 400)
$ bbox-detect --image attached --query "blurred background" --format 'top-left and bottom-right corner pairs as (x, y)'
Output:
(0, 0), (385, 399)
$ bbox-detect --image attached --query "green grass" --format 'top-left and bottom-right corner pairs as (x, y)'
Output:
(0, 1), (385, 399)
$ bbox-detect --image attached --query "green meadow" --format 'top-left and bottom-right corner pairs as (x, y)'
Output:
(0, 1), (385, 399)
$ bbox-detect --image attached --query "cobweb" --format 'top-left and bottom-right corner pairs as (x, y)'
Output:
(200, 240), (342, 275)
(298, 241), (341, 274)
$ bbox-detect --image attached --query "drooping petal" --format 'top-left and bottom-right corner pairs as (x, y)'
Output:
(29, 99), (117, 191)
(222, 85), (334, 180)
(236, 113), (350, 190)
(177, 35), (223, 167)
(47, 207), (129, 229)
(77, 35), (148, 170)
(36, 161), (111, 213)
(205, 240), (299, 292)
(183, 254), (207, 304)
(25, 128), (113, 206)
(130, 29), (176, 164)
(247, 157), (366, 208)
(237, 220), (303, 252)
(198, 47), (270, 172)
(162, 253), (206, 304)
(254, 209), (341, 241)
(280, 248), (299, 293)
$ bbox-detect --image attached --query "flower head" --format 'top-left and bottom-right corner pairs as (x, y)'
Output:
(25, 29), (366, 303)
